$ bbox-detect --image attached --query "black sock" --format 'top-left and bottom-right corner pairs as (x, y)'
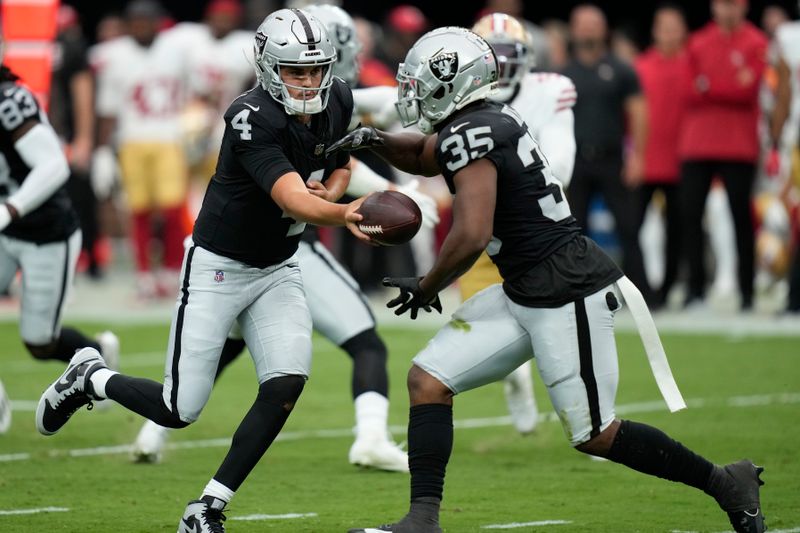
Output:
(104, 375), (187, 428)
(51, 327), (101, 362)
(408, 404), (453, 503)
(607, 419), (714, 491)
(215, 338), (246, 381)
(341, 329), (388, 398)
(214, 376), (305, 491)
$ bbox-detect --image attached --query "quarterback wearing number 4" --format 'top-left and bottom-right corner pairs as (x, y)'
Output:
(329, 27), (766, 533)
(36, 8), (371, 532)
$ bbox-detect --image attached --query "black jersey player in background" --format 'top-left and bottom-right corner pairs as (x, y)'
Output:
(0, 41), (118, 435)
(35, 9), (371, 532)
(328, 27), (765, 533)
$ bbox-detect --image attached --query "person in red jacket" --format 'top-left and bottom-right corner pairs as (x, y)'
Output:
(635, 4), (691, 307)
(678, 0), (768, 310)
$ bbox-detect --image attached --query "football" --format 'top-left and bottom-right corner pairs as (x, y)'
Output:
(356, 190), (422, 246)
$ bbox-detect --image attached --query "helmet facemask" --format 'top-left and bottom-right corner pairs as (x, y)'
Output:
(491, 41), (528, 101)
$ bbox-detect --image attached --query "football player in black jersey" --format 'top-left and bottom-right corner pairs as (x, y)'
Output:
(330, 27), (765, 533)
(36, 9), (371, 532)
(0, 40), (119, 435)
(130, 4), (417, 473)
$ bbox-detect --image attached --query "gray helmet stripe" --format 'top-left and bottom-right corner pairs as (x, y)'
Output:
(291, 8), (317, 51)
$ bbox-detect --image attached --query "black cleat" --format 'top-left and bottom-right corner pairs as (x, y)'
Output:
(35, 348), (106, 435)
(717, 460), (766, 533)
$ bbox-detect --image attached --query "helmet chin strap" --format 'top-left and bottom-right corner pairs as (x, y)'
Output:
(283, 94), (324, 115)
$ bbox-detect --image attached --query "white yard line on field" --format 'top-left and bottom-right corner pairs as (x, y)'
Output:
(482, 519), (572, 529)
(0, 507), (69, 516)
(230, 512), (318, 521)
(2, 392), (798, 463)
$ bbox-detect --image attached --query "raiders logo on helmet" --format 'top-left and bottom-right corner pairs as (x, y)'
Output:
(429, 52), (458, 82)
(255, 32), (268, 55)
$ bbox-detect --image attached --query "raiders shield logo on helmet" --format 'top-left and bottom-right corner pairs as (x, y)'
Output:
(429, 52), (458, 82)
(255, 32), (268, 55)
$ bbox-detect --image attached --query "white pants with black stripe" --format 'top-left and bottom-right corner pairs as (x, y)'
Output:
(413, 282), (621, 445)
(0, 229), (81, 345)
(227, 240), (375, 346)
(298, 240), (375, 345)
(162, 244), (312, 424)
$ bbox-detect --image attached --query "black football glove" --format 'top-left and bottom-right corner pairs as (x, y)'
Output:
(325, 125), (384, 158)
(383, 277), (443, 320)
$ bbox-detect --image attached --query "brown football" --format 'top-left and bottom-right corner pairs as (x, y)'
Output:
(356, 190), (422, 246)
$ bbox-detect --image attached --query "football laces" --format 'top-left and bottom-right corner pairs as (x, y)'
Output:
(358, 224), (384, 235)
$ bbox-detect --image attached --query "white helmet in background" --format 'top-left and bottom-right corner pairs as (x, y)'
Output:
(395, 26), (498, 134)
(472, 13), (532, 102)
(303, 4), (361, 86)
(253, 8), (337, 115)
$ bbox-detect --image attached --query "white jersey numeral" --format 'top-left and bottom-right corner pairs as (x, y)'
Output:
(440, 126), (495, 172)
(0, 87), (38, 131)
(502, 105), (570, 223)
(231, 109), (252, 140)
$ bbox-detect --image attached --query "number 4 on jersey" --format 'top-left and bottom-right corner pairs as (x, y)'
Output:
(231, 109), (252, 140)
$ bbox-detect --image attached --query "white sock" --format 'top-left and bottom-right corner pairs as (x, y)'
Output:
(88, 368), (118, 399)
(202, 479), (235, 504)
(354, 391), (389, 439)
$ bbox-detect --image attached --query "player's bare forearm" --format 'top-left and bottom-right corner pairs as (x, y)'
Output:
(285, 191), (349, 226)
(419, 161), (495, 297)
(372, 130), (440, 177)
(419, 233), (484, 297)
(322, 164), (351, 202)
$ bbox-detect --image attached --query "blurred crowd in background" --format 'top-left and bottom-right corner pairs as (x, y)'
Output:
(4, 0), (800, 315)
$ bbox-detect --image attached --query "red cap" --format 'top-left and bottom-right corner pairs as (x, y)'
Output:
(205, 0), (243, 18)
(57, 5), (80, 32)
(387, 5), (428, 34)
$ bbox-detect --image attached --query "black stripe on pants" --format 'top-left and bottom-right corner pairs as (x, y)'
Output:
(170, 246), (196, 414)
(575, 298), (602, 439)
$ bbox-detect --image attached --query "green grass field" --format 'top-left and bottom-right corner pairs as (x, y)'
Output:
(0, 322), (798, 532)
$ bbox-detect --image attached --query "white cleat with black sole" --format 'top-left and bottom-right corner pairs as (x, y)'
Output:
(35, 347), (106, 435)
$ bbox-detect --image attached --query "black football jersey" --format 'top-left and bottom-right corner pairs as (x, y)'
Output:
(0, 80), (78, 243)
(193, 78), (353, 267)
(434, 101), (621, 306)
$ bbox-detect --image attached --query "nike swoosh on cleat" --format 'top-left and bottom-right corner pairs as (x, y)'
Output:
(744, 509), (761, 517)
(244, 103), (260, 111)
(181, 519), (201, 533)
(53, 374), (75, 394)
(450, 122), (470, 133)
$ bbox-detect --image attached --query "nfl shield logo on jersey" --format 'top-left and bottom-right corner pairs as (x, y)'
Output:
(314, 144), (325, 156)
(214, 270), (225, 283)
(429, 52), (458, 82)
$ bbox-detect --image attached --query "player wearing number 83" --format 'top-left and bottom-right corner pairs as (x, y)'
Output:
(329, 26), (765, 533)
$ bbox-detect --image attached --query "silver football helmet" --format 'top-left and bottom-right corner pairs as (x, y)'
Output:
(253, 8), (337, 115)
(303, 4), (361, 86)
(395, 27), (498, 134)
(472, 13), (532, 102)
